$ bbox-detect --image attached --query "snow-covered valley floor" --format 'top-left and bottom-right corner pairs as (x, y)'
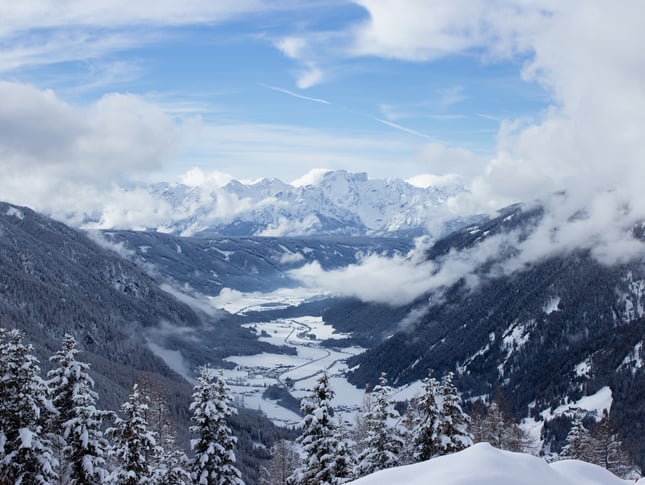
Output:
(212, 288), (370, 427)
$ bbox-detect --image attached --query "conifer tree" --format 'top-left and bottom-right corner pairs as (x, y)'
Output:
(437, 372), (472, 455)
(190, 366), (243, 485)
(108, 383), (160, 484)
(154, 434), (191, 485)
(0, 328), (57, 484)
(288, 372), (345, 485)
(331, 417), (355, 483)
(355, 373), (403, 477)
(560, 414), (593, 461)
(48, 334), (114, 484)
(411, 370), (440, 462)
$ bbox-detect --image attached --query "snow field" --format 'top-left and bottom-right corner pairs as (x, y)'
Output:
(348, 443), (633, 485)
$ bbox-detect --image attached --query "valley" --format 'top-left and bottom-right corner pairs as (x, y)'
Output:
(211, 288), (368, 428)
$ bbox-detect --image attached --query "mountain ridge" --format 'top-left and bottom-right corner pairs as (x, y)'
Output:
(81, 170), (469, 237)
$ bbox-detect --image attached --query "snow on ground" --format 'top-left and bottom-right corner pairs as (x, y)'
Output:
(5, 206), (24, 219)
(349, 443), (632, 485)
(620, 341), (643, 375)
(520, 386), (614, 451)
(215, 288), (368, 427)
(549, 386), (613, 419)
(543, 296), (561, 314)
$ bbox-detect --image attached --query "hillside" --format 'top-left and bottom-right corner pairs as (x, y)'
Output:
(349, 443), (635, 485)
(344, 205), (645, 469)
(0, 201), (289, 483)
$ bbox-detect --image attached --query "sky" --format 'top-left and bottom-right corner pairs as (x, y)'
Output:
(0, 1), (644, 227)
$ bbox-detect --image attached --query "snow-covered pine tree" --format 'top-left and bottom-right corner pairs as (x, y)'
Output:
(108, 383), (161, 484)
(411, 369), (441, 462)
(331, 416), (355, 483)
(355, 372), (403, 477)
(0, 328), (57, 484)
(560, 414), (593, 461)
(190, 366), (243, 485)
(437, 372), (472, 456)
(154, 434), (191, 485)
(48, 334), (114, 484)
(288, 372), (344, 485)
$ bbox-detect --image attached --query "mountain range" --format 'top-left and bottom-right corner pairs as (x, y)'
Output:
(336, 205), (645, 469)
(2, 195), (644, 477)
(84, 170), (469, 237)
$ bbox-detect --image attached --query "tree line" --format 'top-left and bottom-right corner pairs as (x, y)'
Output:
(0, 327), (241, 484)
(263, 370), (474, 484)
(262, 371), (638, 484)
(0, 327), (637, 484)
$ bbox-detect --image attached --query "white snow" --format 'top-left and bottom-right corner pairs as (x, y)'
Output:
(457, 342), (491, 375)
(348, 443), (631, 485)
(502, 322), (530, 351)
(105, 170), (465, 237)
(619, 341), (643, 375)
(549, 386), (613, 419)
(617, 273), (645, 322)
(18, 428), (33, 448)
(522, 386), (614, 451)
(213, 287), (368, 427)
(5, 206), (24, 219)
(543, 296), (561, 314)
(575, 359), (592, 377)
(176, 243), (182, 254)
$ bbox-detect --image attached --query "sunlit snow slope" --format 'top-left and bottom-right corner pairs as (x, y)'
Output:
(349, 443), (635, 485)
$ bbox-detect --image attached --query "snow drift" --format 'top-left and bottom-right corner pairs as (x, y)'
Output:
(348, 443), (634, 485)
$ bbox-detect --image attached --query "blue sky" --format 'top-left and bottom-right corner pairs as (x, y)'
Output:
(0, 1), (548, 183)
(0, 1), (643, 227)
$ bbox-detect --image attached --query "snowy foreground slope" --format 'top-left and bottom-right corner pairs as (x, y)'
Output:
(349, 443), (637, 485)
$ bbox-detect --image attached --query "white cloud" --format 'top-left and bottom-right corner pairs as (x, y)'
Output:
(0, 82), (177, 179)
(0, 82), (182, 220)
(258, 214), (321, 237)
(328, 0), (645, 268)
(295, 62), (324, 89)
(181, 167), (234, 187)
(406, 173), (461, 188)
(416, 142), (486, 178)
(437, 86), (466, 108)
(289, 236), (511, 306)
(291, 168), (331, 187)
(0, 1), (275, 72)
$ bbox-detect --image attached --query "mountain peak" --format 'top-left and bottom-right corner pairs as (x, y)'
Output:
(71, 171), (469, 237)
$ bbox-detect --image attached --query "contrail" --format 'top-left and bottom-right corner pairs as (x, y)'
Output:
(261, 84), (330, 105)
(262, 83), (433, 139)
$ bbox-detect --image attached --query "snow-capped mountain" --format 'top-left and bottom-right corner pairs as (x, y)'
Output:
(115, 170), (467, 237)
